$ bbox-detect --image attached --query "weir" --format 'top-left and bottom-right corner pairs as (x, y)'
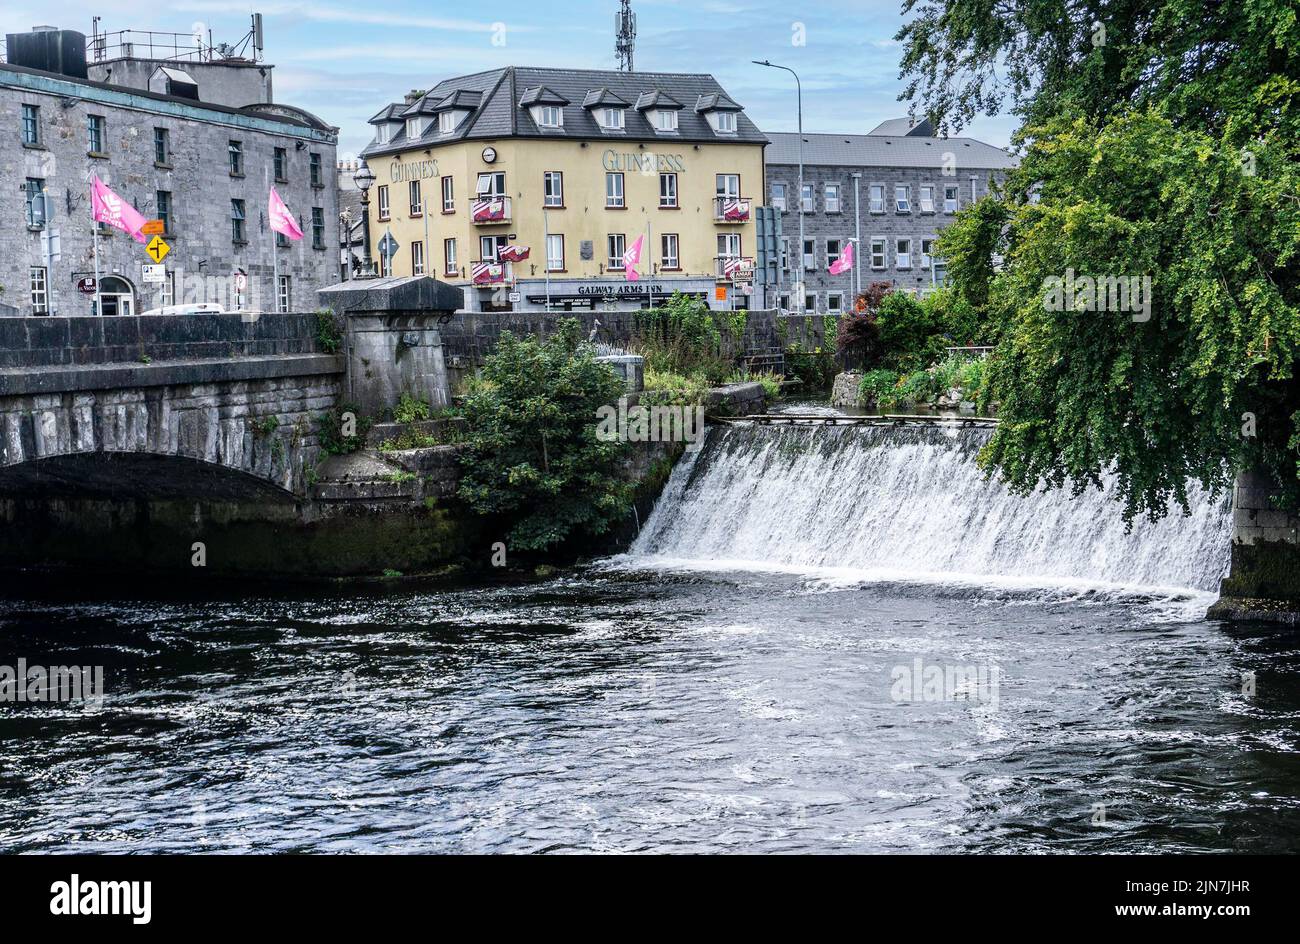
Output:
(630, 424), (1234, 597)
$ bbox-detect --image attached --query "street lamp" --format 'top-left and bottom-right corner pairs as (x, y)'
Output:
(850, 171), (862, 299)
(352, 159), (376, 279)
(338, 208), (353, 281)
(753, 59), (803, 314)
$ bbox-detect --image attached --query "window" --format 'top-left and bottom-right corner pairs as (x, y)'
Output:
(156, 190), (172, 234)
(29, 266), (48, 314)
(804, 294), (817, 313)
(607, 233), (626, 269)
(380, 252), (393, 277)
(659, 173), (678, 208)
(406, 117), (425, 139)
(409, 179), (423, 216)
(153, 127), (169, 164)
(538, 105), (562, 128)
(780, 237), (790, 273)
(718, 232), (741, 262)
(870, 238), (886, 268)
(277, 228), (289, 249)
(803, 239), (815, 271)
(273, 147), (288, 182)
(480, 235), (507, 261)
(779, 294), (790, 312)
(716, 174), (740, 199)
(869, 184), (885, 213)
(544, 171), (564, 207)
(476, 172), (505, 196)
(377, 185), (390, 221)
(231, 199), (246, 243)
(661, 233), (679, 269)
(228, 140), (244, 176)
(438, 111), (458, 133)
(715, 110), (736, 133)
(606, 172), (625, 208)
(896, 238), (912, 269)
(801, 183), (814, 212)
(895, 185), (911, 213)
(944, 185), (959, 213)
(771, 183), (786, 211)
(376, 124), (392, 144)
(24, 178), (45, 227)
(441, 176), (455, 212)
(827, 293), (843, 313)
(921, 238), (934, 269)
(161, 270), (175, 307)
(444, 238), (457, 275)
(87, 114), (105, 154)
(310, 152), (323, 187)
(546, 234), (565, 271)
(602, 107), (624, 130)
(411, 240), (425, 275)
(277, 275), (291, 313)
(21, 104), (39, 146)
(656, 109), (678, 132)
(824, 183), (841, 213)
(827, 239), (842, 269)
(312, 207), (325, 249)
(919, 185), (935, 213)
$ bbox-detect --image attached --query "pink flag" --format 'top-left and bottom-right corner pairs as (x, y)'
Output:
(622, 234), (644, 282)
(268, 186), (304, 241)
(90, 174), (148, 243)
(829, 240), (854, 275)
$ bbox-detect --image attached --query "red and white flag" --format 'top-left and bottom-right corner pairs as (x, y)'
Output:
(622, 234), (644, 282)
(828, 240), (854, 275)
(498, 244), (530, 262)
(268, 187), (304, 240)
(90, 175), (148, 243)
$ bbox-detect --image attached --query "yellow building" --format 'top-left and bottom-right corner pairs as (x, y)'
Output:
(359, 67), (767, 311)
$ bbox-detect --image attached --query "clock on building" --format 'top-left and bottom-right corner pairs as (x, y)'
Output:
(481, 146), (497, 164)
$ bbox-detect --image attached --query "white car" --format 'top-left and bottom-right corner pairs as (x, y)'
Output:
(139, 303), (227, 316)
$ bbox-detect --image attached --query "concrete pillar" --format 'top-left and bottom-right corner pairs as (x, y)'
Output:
(1209, 468), (1300, 621)
(317, 275), (463, 418)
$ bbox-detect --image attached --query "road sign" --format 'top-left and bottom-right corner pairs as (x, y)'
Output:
(142, 264), (166, 284)
(141, 219), (165, 236)
(76, 277), (97, 295)
(378, 231), (399, 260)
(234, 272), (247, 291)
(715, 284), (728, 301)
(507, 292), (521, 303)
(145, 235), (170, 263)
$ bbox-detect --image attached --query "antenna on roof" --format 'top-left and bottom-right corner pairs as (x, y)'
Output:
(615, 0), (636, 71)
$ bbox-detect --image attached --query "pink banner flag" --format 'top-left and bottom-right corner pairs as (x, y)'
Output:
(90, 174), (148, 243)
(828, 240), (854, 275)
(268, 186), (304, 240)
(622, 234), (644, 282)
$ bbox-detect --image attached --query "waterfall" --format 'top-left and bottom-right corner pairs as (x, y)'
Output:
(627, 424), (1233, 596)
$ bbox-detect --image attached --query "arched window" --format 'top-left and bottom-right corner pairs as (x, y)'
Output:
(94, 275), (135, 317)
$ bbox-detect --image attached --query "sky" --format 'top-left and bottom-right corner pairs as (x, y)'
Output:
(3, 1), (1020, 159)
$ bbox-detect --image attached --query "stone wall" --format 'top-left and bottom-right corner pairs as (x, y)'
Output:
(1210, 470), (1300, 621)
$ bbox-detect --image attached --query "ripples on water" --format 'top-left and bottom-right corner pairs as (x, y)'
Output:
(2, 570), (1299, 854)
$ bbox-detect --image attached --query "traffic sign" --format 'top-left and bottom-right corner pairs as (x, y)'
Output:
(141, 219), (165, 236)
(145, 235), (170, 263)
(142, 264), (166, 284)
(378, 231), (399, 260)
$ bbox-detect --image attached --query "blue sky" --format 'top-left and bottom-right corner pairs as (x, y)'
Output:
(7, 1), (1019, 158)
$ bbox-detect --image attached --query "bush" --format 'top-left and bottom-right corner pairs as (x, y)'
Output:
(634, 292), (727, 380)
(393, 391), (431, 423)
(876, 292), (945, 372)
(859, 369), (903, 408)
(457, 319), (632, 551)
(643, 367), (709, 407)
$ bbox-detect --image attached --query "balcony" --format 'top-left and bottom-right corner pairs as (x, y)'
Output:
(470, 260), (513, 285)
(715, 255), (754, 281)
(712, 196), (752, 223)
(471, 195), (512, 224)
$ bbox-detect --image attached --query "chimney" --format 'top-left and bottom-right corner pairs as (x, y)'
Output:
(404, 89), (425, 105)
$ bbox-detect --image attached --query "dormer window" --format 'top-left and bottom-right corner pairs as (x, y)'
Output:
(656, 109), (678, 132)
(538, 105), (563, 128)
(715, 111), (736, 133)
(376, 124), (392, 143)
(406, 117), (427, 139)
(439, 111), (461, 133)
(601, 107), (625, 131)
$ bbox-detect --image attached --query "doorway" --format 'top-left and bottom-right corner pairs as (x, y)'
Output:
(92, 275), (135, 316)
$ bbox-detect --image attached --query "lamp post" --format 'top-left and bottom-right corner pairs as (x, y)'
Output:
(753, 59), (803, 314)
(339, 208), (353, 281)
(850, 171), (862, 299)
(352, 159), (376, 279)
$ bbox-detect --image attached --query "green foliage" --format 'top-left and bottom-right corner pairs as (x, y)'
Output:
(315, 309), (343, 354)
(386, 470), (417, 483)
(393, 391), (431, 423)
(727, 369), (783, 401)
(316, 403), (371, 455)
(252, 415), (280, 436)
(859, 369), (904, 408)
(457, 319), (633, 551)
(642, 367), (709, 407)
(634, 292), (729, 381)
(876, 291), (946, 372)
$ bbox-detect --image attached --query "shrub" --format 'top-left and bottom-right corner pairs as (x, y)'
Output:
(876, 291), (945, 372)
(858, 369), (903, 408)
(643, 367), (709, 407)
(393, 391), (431, 423)
(315, 309), (343, 354)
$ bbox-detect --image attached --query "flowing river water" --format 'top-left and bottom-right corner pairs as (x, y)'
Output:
(1, 424), (1298, 853)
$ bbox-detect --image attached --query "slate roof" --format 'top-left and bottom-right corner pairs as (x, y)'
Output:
(582, 87), (630, 108)
(765, 131), (1017, 170)
(361, 66), (767, 157)
(868, 117), (933, 136)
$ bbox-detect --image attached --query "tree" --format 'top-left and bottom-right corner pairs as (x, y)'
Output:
(899, 0), (1300, 518)
(457, 320), (633, 550)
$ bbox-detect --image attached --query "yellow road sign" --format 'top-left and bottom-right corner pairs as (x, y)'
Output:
(145, 235), (170, 263)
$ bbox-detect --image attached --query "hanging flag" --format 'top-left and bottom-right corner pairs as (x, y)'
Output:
(829, 241), (854, 275)
(498, 244), (530, 262)
(90, 175), (148, 243)
(622, 234), (644, 282)
(268, 186), (304, 240)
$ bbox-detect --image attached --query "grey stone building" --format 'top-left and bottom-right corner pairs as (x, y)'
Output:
(0, 25), (338, 318)
(763, 118), (1016, 313)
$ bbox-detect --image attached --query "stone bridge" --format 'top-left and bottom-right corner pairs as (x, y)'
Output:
(0, 312), (343, 501)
